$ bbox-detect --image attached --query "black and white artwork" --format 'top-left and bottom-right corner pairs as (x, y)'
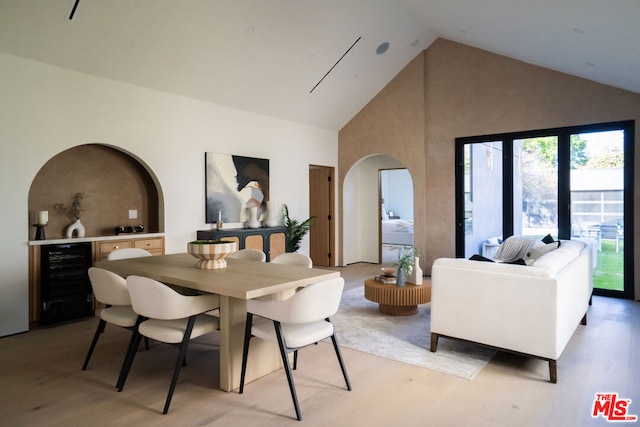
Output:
(205, 153), (270, 226)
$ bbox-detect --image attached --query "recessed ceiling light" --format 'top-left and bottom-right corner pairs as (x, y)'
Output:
(247, 26), (255, 33)
(376, 42), (390, 55)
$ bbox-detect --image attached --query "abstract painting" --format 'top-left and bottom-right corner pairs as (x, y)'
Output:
(205, 153), (269, 227)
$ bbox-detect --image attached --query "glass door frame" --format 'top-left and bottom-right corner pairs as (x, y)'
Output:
(455, 120), (634, 299)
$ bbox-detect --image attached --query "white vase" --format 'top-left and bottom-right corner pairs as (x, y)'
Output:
(66, 219), (85, 238)
(265, 201), (279, 227)
(247, 206), (261, 228)
(407, 256), (423, 285)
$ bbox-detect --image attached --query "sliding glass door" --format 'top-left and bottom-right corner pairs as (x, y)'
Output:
(461, 142), (503, 258)
(455, 121), (634, 298)
(515, 136), (559, 239)
(570, 130), (626, 293)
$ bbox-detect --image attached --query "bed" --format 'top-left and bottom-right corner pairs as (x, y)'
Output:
(381, 218), (414, 246)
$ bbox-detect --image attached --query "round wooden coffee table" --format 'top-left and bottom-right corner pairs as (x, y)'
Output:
(364, 278), (431, 316)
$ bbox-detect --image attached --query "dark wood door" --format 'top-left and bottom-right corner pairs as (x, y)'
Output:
(309, 166), (334, 266)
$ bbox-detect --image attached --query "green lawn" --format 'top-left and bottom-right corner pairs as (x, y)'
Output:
(593, 239), (624, 291)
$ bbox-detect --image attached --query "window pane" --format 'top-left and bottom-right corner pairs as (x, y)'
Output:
(570, 130), (624, 292)
(515, 137), (558, 239)
(463, 142), (503, 258)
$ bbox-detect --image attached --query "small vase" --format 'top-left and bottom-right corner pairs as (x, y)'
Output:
(265, 201), (279, 227)
(396, 268), (406, 287)
(66, 219), (85, 238)
(247, 207), (261, 228)
(408, 256), (423, 285)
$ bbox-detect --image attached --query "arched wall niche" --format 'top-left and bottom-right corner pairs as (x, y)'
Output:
(342, 153), (407, 265)
(28, 143), (164, 239)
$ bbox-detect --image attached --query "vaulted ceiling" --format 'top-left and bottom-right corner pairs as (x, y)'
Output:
(1, 1), (638, 131)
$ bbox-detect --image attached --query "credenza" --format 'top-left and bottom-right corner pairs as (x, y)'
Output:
(197, 226), (288, 262)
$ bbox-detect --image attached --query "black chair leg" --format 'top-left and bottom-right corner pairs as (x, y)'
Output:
(116, 316), (145, 391)
(330, 334), (352, 391)
(144, 337), (150, 351)
(239, 313), (253, 394)
(82, 319), (106, 370)
(293, 350), (298, 370)
(163, 316), (196, 415)
(274, 321), (302, 421)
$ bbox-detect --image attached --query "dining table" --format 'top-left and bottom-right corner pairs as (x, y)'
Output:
(95, 252), (340, 391)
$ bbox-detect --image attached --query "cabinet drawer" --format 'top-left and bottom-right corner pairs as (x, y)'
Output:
(98, 240), (132, 255)
(134, 238), (163, 251)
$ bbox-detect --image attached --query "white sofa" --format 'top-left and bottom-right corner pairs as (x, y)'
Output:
(430, 239), (593, 383)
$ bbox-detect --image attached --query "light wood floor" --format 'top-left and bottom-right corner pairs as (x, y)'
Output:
(1, 262), (638, 426)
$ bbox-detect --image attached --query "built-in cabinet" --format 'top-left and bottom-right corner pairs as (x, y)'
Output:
(28, 234), (164, 325)
(95, 236), (164, 261)
(197, 227), (288, 262)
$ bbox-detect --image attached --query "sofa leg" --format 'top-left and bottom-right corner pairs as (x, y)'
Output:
(549, 360), (557, 384)
(581, 313), (587, 326)
(430, 333), (439, 352)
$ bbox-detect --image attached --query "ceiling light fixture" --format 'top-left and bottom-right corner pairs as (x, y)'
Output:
(310, 36), (362, 93)
(376, 42), (390, 55)
(68, 0), (80, 20)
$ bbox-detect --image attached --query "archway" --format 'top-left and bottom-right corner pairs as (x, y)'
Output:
(28, 143), (164, 240)
(342, 154), (412, 265)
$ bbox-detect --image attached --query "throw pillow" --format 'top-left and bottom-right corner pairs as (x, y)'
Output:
(542, 233), (555, 244)
(526, 241), (560, 261)
(493, 236), (535, 263)
(469, 254), (495, 262)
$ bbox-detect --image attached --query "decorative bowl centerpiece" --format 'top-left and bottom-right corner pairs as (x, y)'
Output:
(381, 267), (396, 277)
(187, 240), (237, 269)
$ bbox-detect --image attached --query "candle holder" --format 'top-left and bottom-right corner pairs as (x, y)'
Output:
(33, 224), (47, 241)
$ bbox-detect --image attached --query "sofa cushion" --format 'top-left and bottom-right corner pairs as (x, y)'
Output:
(494, 236), (536, 262)
(532, 240), (586, 276)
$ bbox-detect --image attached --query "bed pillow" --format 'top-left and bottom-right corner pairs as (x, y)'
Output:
(381, 206), (389, 221)
(493, 236), (536, 263)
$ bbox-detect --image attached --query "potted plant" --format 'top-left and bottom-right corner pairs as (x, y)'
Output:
(283, 204), (315, 253)
(394, 246), (419, 287)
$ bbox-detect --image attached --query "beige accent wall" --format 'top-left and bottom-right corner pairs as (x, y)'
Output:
(339, 39), (640, 298)
(339, 52), (426, 265)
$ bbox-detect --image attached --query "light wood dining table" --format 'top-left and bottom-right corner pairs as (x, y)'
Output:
(96, 252), (340, 391)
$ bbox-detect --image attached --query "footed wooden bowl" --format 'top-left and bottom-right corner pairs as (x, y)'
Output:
(187, 240), (237, 269)
(381, 267), (396, 276)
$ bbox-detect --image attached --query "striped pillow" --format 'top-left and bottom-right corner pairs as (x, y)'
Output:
(493, 236), (535, 262)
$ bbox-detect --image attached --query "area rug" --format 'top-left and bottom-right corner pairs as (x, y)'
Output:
(329, 288), (495, 380)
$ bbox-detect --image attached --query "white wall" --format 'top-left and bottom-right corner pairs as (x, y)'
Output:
(343, 154), (404, 264)
(0, 52), (338, 337)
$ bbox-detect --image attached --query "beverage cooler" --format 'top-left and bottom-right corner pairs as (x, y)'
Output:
(40, 243), (93, 325)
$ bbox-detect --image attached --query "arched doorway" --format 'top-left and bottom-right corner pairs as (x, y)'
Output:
(342, 154), (412, 265)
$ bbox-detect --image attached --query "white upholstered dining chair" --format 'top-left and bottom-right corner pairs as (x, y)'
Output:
(268, 253), (313, 300)
(239, 277), (351, 421)
(107, 248), (152, 260)
(82, 267), (147, 371)
(117, 276), (220, 415)
(270, 253), (312, 268)
(230, 248), (266, 262)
